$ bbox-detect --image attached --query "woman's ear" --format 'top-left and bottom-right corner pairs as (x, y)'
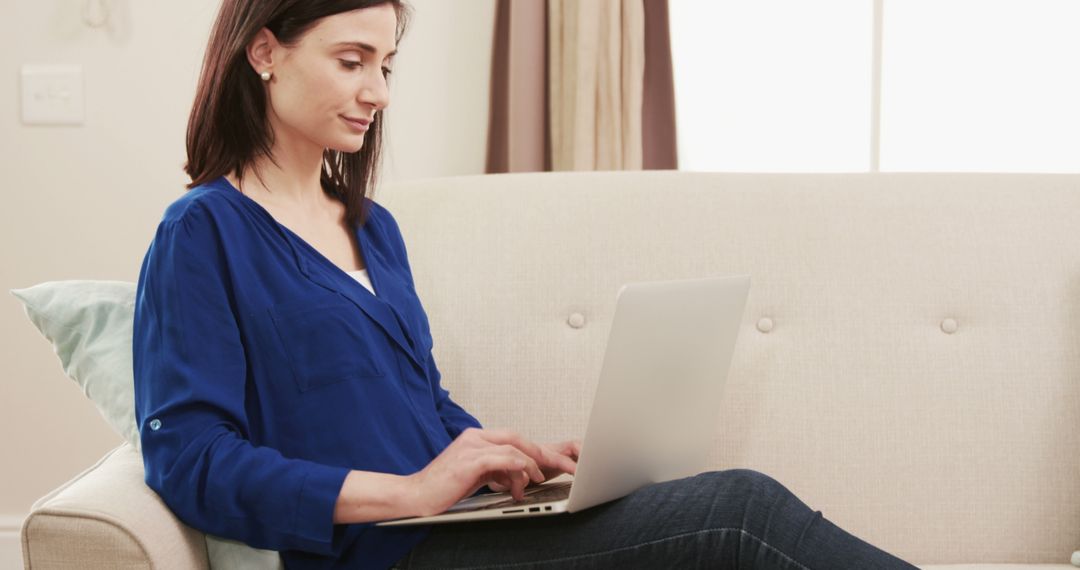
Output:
(246, 27), (279, 76)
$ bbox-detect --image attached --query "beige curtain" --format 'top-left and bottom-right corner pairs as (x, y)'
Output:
(549, 0), (644, 171)
(486, 0), (676, 174)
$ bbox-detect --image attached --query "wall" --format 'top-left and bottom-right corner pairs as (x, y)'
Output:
(0, 0), (494, 564)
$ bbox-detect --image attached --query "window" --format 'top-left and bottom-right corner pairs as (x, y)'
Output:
(881, 0), (1080, 172)
(670, 0), (1080, 173)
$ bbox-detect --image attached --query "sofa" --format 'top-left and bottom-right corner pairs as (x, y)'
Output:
(18, 171), (1080, 568)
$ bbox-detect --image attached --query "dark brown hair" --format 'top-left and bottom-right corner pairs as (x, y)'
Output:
(184, 0), (412, 228)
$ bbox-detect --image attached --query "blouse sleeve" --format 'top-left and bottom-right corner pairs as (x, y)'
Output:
(133, 201), (351, 555)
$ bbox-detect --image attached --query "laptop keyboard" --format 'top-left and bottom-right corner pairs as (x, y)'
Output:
(449, 481), (573, 513)
(511, 480), (573, 504)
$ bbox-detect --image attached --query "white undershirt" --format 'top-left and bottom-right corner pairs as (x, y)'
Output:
(346, 268), (376, 296)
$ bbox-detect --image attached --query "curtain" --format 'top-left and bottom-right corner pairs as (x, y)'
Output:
(486, 0), (677, 173)
(641, 0), (678, 170)
(549, 0), (643, 171)
(486, 0), (549, 173)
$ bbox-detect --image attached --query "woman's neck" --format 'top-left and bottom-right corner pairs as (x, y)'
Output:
(236, 124), (327, 208)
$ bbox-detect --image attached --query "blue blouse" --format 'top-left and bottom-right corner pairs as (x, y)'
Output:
(133, 176), (483, 569)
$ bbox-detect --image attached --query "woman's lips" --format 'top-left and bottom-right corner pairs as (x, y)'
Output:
(342, 116), (370, 131)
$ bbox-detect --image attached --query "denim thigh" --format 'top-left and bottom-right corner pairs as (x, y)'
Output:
(392, 469), (918, 569)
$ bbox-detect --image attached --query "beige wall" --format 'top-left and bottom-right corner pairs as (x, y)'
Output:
(0, 0), (494, 518)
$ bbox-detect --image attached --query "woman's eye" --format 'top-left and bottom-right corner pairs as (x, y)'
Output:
(339, 58), (391, 78)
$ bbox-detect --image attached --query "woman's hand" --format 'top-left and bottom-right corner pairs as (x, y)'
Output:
(485, 439), (581, 494)
(404, 428), (579, 517)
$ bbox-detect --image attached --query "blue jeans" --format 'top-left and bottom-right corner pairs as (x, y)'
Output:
(391, 469), (919, 569)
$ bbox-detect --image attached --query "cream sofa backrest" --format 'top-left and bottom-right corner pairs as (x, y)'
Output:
(378, 171), (1080, 564)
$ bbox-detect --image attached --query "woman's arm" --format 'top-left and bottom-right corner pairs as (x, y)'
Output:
(135, 203), (350, 555)
(333, 470), (415, 523)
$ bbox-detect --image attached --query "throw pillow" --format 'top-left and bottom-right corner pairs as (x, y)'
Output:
(10, 280), (284, 570)
(11, 280), (140, 448)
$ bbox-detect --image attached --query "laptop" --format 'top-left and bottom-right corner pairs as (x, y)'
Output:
(376, 274), (751, 526)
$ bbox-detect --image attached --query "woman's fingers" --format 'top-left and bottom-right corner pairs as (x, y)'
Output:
(509, 468), (529, 500)
(555, 439), (581, 463)
(476, 429), (555, 470)
(461, 458), (521, 502)
(542, 443), (578, 475)
(487, 472), (511, 492)
(551, 439), (581, 459)
(475, 453), (527, 481)
(470, 447), (541, 498)
(462, 428), (561, 481)
(566, 439), (582, 460)
(423, 431), (585, 517)
(492, 444), (545, 483)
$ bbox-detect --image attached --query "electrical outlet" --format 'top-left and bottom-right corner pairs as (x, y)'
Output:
(21, 64), (85, 125)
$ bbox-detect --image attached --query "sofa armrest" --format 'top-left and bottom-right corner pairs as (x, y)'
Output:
(21, 442), (209, 570)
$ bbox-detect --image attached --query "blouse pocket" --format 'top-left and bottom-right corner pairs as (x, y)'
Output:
(268, 300), (385, 392)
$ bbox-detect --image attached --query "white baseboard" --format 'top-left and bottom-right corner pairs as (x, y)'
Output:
(0, 514), (25, 570)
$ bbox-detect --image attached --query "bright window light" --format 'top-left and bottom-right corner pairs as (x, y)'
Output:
(881, 0), (1080, 172)
(669, 0), (873, 172)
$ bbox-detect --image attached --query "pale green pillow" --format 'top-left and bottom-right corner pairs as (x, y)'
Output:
(11, 280), (140, 448)
(10, 280), (283, 570)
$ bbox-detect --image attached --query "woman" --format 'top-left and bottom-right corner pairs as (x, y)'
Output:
(132, 1), (921, 568)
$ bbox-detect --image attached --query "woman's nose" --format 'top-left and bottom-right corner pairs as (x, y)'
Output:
(359, 72), (390, 112)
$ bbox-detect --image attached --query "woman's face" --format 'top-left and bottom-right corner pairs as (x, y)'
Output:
(261, 4), (396, 154)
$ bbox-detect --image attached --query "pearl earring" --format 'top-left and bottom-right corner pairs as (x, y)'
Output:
(260, 70), (272, 81)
